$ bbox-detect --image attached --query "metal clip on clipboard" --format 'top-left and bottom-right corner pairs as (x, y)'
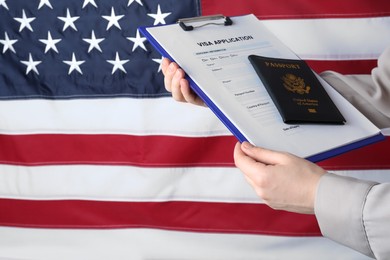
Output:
(178, 15), (233, 31)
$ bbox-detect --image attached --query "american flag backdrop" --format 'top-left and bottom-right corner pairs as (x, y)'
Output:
(0, 0), (390, 259)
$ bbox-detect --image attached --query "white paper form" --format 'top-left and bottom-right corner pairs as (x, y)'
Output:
(199, 44), (283, 127)
(141, 14), (382, 160)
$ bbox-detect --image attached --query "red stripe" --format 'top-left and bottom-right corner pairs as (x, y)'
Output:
(0, 134), (389, 170)
(306, 59), (377, 75)
(0, 199), (320, 236)
(201, 0), (390, 19)
(0, 134), (236, 167)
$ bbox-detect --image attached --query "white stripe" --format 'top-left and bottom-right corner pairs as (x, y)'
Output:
(1, 164), (389, 203)
(263, 16), (390, 60)
(0, 227), (372, 260)
(0, 98), (230, 136)
(0, 164), (259, 203)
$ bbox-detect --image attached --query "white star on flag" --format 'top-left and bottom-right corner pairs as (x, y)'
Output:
(0, 32), (18, 53)
(83, 30), (104, 53)
(127, 29), (147, 52)
(152, 57), (163, 72)
(147, 4), (171, 25)
(82, 0), (97, 8)
(38, 0), (53, 9)
(128, 0), (143, 6)
(58, 8), (80, 31)
(20, 53), (42, 75)
(63, 53), (85, 75)
(102, 7), (124, 30)
(39, 31), (61, 53)
(14, 9), (36, 32)
(0, 0), (9, 10)
(107, 52), (129, 74)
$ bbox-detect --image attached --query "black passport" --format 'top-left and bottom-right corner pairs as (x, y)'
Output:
(248, 55), (346, 125)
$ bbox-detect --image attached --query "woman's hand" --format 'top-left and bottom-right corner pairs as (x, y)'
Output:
(234, 141), (326, 214)
(161, 58), (206, 106)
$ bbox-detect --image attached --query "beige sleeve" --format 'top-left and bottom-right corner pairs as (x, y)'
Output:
(320, 46), (390, 129)
(315, 173), (390, 259)
(316, 47), (390, 258)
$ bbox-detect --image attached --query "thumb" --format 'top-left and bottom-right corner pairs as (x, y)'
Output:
(240, 142), (286, 165)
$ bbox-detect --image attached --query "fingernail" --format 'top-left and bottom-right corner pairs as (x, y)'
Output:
(242, 142), (253, 149)
(174, 69), (183, 79)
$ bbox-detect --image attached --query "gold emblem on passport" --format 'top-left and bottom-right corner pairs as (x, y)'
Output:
(282, 73), (310, 95)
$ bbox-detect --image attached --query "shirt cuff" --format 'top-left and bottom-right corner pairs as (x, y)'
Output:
(314, 173), (377, 257)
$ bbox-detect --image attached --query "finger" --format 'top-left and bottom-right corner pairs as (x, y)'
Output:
(179, 78), (195, 102)
(161, 57), (171, 76)
(240, 142), (287, 165)
(163, 62), (178, 92)
(234, 142), (271, 190)
(170, 69), (187, 102)
(234, 142), (265, 176)
(180, 79), (206, 106)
